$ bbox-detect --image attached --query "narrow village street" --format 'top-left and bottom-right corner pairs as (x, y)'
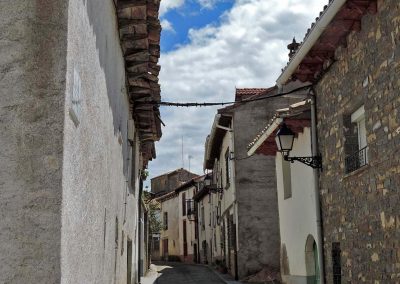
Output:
(1, 0), (399, 283)
(141, 262), (239, 284)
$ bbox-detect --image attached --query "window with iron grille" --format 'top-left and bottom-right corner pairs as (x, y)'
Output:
(332, 242), (341, 284)
(344, 106), (368, 173)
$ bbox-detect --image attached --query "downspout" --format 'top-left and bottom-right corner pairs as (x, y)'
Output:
(228, 118), (239, 281)
(310, 90), (325, 284)
(138, 178), (143, 284)
(196, 201), (200, 263)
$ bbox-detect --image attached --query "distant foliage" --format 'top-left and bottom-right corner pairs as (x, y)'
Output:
(143, 191), (162, 234)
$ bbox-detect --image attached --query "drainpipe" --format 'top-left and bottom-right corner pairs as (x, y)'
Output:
(310, 90), (325, 284)
(227, 118), (239, 281)
(138, 178), (143, 284)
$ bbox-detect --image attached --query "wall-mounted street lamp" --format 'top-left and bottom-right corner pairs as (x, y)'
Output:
(203, 174), (224, 194)
(275, 123), (322, 169)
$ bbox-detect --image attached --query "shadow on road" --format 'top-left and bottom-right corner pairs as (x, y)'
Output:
(152, 261), (225, 284)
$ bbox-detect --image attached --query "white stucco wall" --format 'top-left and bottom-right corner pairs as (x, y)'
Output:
(160, 195), (180, 257)
(218, 130), (236, 217)
(178, 186), (197, 260)
(61, 1), (140, 283)
(198, 194), (213, 264)
(211, 128), (236, 264)
(275, 127), (319, 281)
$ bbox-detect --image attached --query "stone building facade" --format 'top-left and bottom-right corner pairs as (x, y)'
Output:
(0, 1), (162, 283)
(276, 0), (400, 282)
(316, 2), (400, 282)
(151, 168), (198, 196)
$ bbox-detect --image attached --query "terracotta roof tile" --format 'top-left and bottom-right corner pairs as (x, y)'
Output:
(235, 87), (275, 102)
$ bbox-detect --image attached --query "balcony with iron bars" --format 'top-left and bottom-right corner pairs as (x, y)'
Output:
(345, 146), (368, 174)
(186, 200), (196, 221)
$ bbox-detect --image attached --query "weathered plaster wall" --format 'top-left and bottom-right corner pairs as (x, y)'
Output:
(316, 1), (400, 282)
(160, 196), (181, 258)
(275, 128), (319, 283)
(0, 1), (68, 283)
(61, 1), (139, 283)
(234, 97), (293, 278)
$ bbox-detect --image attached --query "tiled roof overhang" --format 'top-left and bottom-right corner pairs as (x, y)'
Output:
(204, 113), (232, 170)
(247, 100), (312, 156)
(235, 87), (275, 102)
(254, 118), (311, 156)
(174, 175), (203, 194)
(278, 0), (377, 84)
(155, 190), (179, 203)
(116, 0), (162, 166)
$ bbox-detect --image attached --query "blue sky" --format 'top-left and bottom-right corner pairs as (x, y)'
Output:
(145, 0), (326, 188)
(160, 0), (234, 52)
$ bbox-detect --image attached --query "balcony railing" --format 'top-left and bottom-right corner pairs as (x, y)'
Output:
(345, 146), (368, 173)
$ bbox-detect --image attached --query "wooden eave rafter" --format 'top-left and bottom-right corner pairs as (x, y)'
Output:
(291, 0), (377, 83)
(116, 0), (162, 167)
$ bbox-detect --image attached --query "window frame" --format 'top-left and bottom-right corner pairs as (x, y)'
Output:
(224, 148), (231, 188)
(163, 212), (168, 230)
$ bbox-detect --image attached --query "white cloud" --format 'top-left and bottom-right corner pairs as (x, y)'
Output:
(161, 19), (175, 33)
(147, 0), (326, 186)
(197, 0), (219, 9)
(160, 0), (185, 16)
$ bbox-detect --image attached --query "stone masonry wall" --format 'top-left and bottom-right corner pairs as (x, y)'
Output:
(234, 96), (295, 279)
(316, 1), (400, 282)
(0, 1), (68, 283)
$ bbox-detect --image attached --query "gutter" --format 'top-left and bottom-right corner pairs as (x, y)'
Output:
(138, 179), (143, 284)
(310, 91), (325, 284)
(276, 0), (346, 87)
(204, 114), (233, 170)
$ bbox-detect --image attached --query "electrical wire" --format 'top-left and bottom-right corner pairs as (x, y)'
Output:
(136, 85), (311, 108)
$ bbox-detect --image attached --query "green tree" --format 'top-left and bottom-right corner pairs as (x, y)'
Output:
(143, 191), (161, 234)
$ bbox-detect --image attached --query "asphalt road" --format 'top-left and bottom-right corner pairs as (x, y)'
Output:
(152, 262), (225, 284)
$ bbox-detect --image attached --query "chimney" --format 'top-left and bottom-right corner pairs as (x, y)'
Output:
(287, 37), (300, 60)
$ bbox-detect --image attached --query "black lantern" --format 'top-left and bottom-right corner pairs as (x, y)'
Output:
(275, 123), (322, 169)
(203, 174), (223, 194)
(275, 123), (295, 155)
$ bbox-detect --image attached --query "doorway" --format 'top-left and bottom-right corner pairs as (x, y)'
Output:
(305, 235), (320, 283)
(163, 239), (169, 260)
(193, 243), (198, 263)
(127, 239), (133, 284)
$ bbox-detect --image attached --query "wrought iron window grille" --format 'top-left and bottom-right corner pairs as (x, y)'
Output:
(345, 146), (368, 173)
